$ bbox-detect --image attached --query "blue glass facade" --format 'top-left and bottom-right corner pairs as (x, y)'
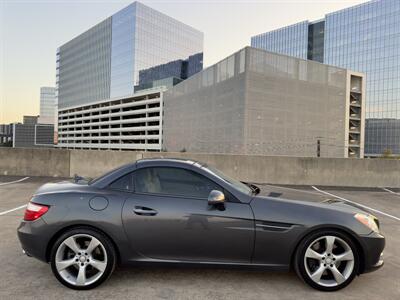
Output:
(251, 21), (309, 60)
(251, 0), (400, 156)
(133, 2), (203, 89)
(137, 53), (203, 88)
(58, 1), (203, 107)
(138, 60), (184, 86)
(57, 18), (112, 109)
(110, 4), (136, 98)
(307, 20), (325, 62)
(187, 53), (204, 78)
(324, 0), (400, 155)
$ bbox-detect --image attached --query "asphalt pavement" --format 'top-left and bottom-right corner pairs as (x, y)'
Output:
(0, 176), (399, 299)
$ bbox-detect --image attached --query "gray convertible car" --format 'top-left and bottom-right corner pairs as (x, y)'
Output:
(18, 158), (384, 291)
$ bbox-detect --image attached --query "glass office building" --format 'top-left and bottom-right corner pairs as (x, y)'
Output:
(38, 87), (56, 124)
(251, 0), (400, 156)
(251, 21), (309, 60)
(57, 1), (203, 109)
(136, 53), (203, 91)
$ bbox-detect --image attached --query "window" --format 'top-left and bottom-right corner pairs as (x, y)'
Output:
(134, 167), (221, 199)
(109, 173), (133, 191)
(202, 166), (251, 195)
(90, 165), (128, 185)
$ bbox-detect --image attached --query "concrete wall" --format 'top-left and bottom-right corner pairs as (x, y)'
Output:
(244, 47), (350, 158)
(0, 148), (70, 177)
(0, 148), (399, 187)
(163, 50), (247, 155)
(69, 150), (143, 177)
(163, 47), (361, 158)
(142, 152), (400, 188)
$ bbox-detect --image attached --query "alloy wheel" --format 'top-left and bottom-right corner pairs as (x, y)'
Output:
(55, 234), (108, 286)
(303, 235), (355, 287)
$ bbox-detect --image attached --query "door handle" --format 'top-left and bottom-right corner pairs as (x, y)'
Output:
(133, 206), (158, 216)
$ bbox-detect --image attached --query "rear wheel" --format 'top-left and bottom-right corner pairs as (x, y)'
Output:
(50, 227), (116, 290)
(295, 230), (359, 291)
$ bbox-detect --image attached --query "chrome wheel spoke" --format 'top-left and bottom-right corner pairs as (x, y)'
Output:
(305, 248), (324, 260)
(304, 235), (355, 287)
(89, 259), (107, 272)
(56, 258), (76, 271)
(310, 265), (326, 283)
(63, 236), (81, 254)
(86, 237), (100, 255)
(76, 266), (87, 286)
(331, 266), (346, 284)
(325, 236), (335, 254)
(335, 250), (354, 262)
(55, 233), (108, 287)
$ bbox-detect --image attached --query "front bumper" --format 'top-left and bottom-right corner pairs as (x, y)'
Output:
(17, 218), (52, 262)
(359, 231), (385, 273)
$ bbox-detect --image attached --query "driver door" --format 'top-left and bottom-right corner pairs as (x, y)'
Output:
(121, 166), (254, 263)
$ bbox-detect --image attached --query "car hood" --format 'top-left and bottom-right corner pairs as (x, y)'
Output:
(320, 198), (372, 214)
(254, 194), (372, 217)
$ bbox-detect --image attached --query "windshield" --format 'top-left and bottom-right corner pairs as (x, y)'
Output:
(202, 165), (252, 195)
(89, 164), (128, 185)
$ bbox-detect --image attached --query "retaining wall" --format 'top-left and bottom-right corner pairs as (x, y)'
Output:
(0, 148), (399, 187)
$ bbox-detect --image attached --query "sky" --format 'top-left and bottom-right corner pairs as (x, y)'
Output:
(0, 0), (368, 124)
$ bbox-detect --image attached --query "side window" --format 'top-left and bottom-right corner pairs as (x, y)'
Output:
(109, 173), (133, 192)
(134, 167), (221, 199)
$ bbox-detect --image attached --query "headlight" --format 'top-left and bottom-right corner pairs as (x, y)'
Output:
(354, 213), (379, 233)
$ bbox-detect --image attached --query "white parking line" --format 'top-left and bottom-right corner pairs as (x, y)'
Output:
(311, 186), (400, 222)
(0, 177), (30, 186)
(0, 204), (27, 216)
(0, 177), (30, 215)
(382, 188), (400, 196)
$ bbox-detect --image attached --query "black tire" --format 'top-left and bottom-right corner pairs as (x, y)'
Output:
(294, 229), (360, 292)
(50, 227), (116, 290)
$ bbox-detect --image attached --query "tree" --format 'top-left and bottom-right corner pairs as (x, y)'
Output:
(382, 148), (392, 158)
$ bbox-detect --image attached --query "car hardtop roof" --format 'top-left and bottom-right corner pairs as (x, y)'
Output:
(136, 157), (205, 168)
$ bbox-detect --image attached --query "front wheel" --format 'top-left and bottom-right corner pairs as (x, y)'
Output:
(294, 230), (360, 291)
(50, 227), (116, 290)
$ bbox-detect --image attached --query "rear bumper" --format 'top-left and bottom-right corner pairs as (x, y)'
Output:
(17, 219), (51, 263)
(359, 231), (385, 273)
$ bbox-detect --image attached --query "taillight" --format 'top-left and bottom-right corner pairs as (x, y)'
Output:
(24, 202), (49, 221)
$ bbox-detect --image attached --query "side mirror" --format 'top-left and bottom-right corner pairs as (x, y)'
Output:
(208, 190), (225, 205)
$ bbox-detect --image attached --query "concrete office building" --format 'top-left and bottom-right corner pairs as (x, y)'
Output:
(3, 116), (55, 148)
(251, 0), (400, 156)
(163, 47), (365, 158)
(56, 1), (203, 151)
(38, 87), (56, 124)
(23, 115), (39, 125)
(56, 1), (203, 110)
(0, 124), (12, 145)
(13, 123), (54, 148)
(57, 87), (165, 151)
